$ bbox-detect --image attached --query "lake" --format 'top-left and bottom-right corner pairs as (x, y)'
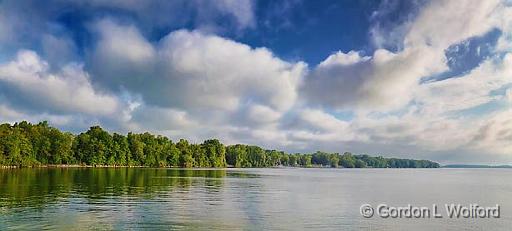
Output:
(0, 168), (511, 230)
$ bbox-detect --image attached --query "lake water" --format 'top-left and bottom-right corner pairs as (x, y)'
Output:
(0, 168), (511, 230)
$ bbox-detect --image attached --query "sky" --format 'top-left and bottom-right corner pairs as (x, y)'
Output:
(0, 0), (511, 164)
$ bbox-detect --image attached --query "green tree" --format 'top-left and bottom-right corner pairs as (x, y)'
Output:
(340, 152), (356, 168)
(177, 139), (194, 168)
(202, 139), (226, 167)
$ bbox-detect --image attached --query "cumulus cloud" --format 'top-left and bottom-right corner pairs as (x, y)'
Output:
(471, 109), (512, 154)
(128, 105), (197, 131)
(416, 53), (512, 114)
(303, 0), (508, 111)
(0, 50), (120, 116)
(89, 20), (306, 130)
(157, 29), (306, 111)
(304, 47), (444, 110)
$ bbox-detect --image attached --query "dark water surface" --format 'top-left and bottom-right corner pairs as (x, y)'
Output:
(0, 168), (511, 230)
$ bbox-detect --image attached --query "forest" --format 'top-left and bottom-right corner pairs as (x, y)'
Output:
(0, 121), (440, 168)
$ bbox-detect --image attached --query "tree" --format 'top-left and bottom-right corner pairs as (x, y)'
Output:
(329, 153), (340, 168)
(0, 121), (441, 169)
(267, 150), (282, 167)
(128, 133), (145, 166)
(299, 155), (312, 167)
(340, 152), (356, 168)
(112, 133), (130, 166)
(165, 141), (180, 167)
(226, 144), (249, 167)
(202, 139), (226, 167)
(247, 146), (267, 167)
(355, 159), (367, 168)
(177, 139), (194, 168)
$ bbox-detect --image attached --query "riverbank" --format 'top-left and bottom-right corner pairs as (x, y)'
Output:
(0, 165), (150, 169)
(0, 164), (442, 169)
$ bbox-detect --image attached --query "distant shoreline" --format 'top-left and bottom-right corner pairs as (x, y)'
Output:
(1, 165), (443, 169)
(0, 121), (440, 169)
(0, 165), (147, 169)
(442, 164), (512, 169)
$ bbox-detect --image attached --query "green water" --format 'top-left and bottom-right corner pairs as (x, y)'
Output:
(0, 168), (511, 230)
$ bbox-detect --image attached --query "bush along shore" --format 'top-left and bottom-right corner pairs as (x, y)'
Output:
(0, 121), (440, 168)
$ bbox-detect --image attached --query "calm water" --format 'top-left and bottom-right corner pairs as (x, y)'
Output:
(0, 168), (511, 230)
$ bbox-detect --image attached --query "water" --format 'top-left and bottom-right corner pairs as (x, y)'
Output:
(0, 168), (511, 230)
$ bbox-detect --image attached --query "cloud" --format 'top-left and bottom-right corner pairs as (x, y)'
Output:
(416, 53), (512, 114)
(318, 51), (370, 67)
(471, 109), (512, 153)
(94, 20), (155, 64)
(158, 29), (306, 111)
(128, 105), (197, 131)
(303, 0), (508, 112)
(506, 88), (512, 102)
(246, 104), (283, 124)
(0, 50), (120, 116)
(90, 20), (306, 118)
(303, 47), (445, 110)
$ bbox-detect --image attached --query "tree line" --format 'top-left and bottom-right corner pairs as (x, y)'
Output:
(0, 121), (440, 168)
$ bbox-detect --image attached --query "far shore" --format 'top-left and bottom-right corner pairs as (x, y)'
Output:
(1, 165), (445, 169)
(0, 165), (151, 169)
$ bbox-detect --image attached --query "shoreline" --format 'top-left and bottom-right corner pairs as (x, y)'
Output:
(0, 165), (443, 169)
(0, 165), (151, 169)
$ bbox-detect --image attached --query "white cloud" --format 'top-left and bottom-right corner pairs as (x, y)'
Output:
(128, 105), (197, 131)
(404, 0), (503, 49)
(0, 104), (24, 121)
(0, 102), (77, 128)
(505, 88), (512, 102)
(470, 109), (512, 154)
(0, 50), (120, 116)
(157, 29), (306, 112)
(94, 19), (155, 63)
(318, 51), (370, 67)
(246, 104), (282, 124)
(89, 20), (307, 134)
(297, 109), (351, 132)
(416, 53), (512, 113)
(304, 46), (445, 111)
(304, 0), (507, 112)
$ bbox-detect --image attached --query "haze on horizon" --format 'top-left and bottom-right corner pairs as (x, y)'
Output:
(0, 0), (511, 164)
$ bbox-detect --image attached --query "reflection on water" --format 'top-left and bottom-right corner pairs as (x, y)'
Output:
(0, 168), (230, 208)
(1, 168), (512, 230)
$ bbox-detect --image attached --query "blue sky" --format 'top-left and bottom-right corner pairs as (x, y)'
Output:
(0, 0), (511, 164)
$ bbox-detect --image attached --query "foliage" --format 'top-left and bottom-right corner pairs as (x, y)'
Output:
(0, 121), (440, 168)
